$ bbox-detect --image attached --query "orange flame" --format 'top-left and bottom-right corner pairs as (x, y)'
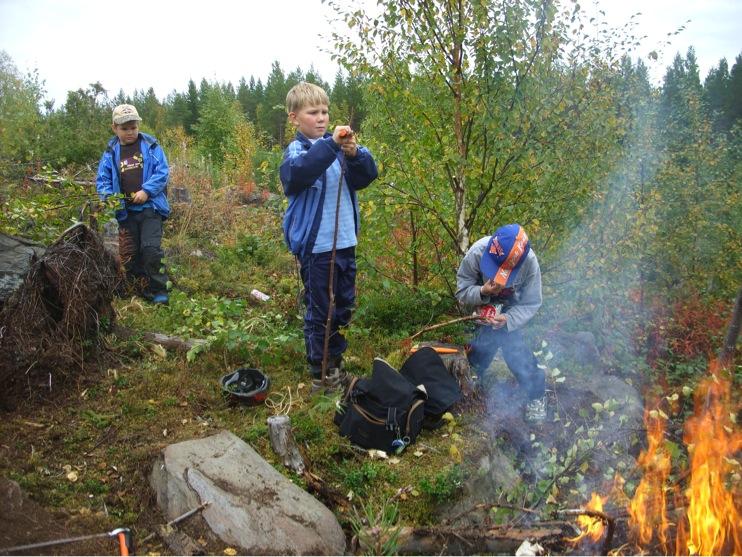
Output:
(628, 407), (672, 551)
(677, 362), (741, 556)
(568, 492), (608, 544)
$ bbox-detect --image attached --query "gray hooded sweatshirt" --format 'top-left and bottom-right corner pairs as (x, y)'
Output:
(455, 236), (542, 332)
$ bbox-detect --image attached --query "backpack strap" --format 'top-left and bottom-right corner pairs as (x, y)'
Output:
(405, 399), (425, 438)
(342, 376), (360, 405)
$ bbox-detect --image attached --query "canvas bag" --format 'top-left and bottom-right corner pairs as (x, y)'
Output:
(334, 358), (427, 453)
(400, 346), (462, 426)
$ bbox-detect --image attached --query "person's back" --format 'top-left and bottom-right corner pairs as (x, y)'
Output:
(279, 82), (378, 391)
(96, 104), (170, 304)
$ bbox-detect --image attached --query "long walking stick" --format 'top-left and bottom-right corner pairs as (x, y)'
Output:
(320, 152), (347, 385)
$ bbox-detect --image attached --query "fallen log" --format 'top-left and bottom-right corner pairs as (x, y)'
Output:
(365, 523), (568, 555)
(113, 325), (207, 352)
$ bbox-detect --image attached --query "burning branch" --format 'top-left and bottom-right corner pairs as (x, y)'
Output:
(561, 504), (616, 556)
(563, 493), (616, 555)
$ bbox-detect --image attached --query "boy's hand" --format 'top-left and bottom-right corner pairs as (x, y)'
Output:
(332, 126), (353, 146)
(473, 306), (508, 329)
(340, 133), (358, 158)
(131, 190), (149, 204)
(480, 277), (504, 297)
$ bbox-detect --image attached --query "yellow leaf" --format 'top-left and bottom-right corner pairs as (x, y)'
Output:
(151, 344), (167, 359)
(223, 548), (237, 556)
(449, 444), (462, 464)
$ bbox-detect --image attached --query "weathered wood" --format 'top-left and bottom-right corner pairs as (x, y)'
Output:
(267, 415), (305, 474)
(366, 524), (566, 555)
(29, 174), (95, 186)
(113, 325), (207, 352)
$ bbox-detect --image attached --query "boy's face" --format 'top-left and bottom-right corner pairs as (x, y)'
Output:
(112, 121), (139, 145)
(289, 103), (329, 139)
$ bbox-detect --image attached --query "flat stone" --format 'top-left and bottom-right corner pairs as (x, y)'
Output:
(150, 430), (345, 555)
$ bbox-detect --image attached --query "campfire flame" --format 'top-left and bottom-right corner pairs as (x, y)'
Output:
(569, 361), (740, 555)
(628, 406), (671, 551)
(567, 492), (608, 544)
(676, 362), (741, 556)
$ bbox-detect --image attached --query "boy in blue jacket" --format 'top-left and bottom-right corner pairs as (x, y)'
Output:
(280, 82), (378, 390)
(96, 104), (170, 304)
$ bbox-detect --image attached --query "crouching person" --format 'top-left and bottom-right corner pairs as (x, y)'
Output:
(455, 224), (546, 423)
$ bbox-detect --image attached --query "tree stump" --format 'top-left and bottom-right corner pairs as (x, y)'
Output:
(266, 415), (305, 474)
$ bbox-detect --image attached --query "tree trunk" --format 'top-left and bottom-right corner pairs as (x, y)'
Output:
(719, 285), (742, 368)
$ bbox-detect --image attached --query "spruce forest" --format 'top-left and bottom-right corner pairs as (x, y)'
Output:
(0, 1), (740, 555)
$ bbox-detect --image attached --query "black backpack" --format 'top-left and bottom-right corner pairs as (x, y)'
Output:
(334, 358), (427, 453)
(400, 346), (462, 424)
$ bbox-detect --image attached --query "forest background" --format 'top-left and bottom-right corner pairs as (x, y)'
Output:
(0, 0), (740, 552)
(2, 0), (740, 353)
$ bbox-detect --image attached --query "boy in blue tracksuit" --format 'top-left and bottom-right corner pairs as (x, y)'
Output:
(96, 104), (170, 304)
(280, 82), (378, 390)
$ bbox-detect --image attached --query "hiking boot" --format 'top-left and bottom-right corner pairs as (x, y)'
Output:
(524, 396), (547, 424)
(310, 367), (349, 395)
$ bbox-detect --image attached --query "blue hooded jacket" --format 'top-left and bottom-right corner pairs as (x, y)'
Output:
(280, 132), (378, 257)
(96, 132), (170, 222)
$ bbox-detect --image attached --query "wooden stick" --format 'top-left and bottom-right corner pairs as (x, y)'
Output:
(560, 508), (616, 555)
(408, 315), (481, 341)
(139, 501), (211, 544)
(320, 155), (347, 383)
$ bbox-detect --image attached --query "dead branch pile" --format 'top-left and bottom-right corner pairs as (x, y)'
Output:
(0, 223), (119, 406)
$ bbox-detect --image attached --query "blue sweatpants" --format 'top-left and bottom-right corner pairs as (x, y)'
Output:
(299, 247), (356, 366)
(468, 324), (545, 400)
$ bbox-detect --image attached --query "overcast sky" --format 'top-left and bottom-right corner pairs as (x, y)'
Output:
(1, 0), (740, 106)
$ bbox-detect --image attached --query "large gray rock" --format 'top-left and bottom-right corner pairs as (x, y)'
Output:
(0, 233), (45, 303)
(150, 430), (345, 555)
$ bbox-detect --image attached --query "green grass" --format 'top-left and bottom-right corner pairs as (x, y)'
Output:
(0, 191), (502, 547)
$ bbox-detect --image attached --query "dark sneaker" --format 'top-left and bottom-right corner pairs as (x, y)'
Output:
(310, 367), (349, 395)
(525, 396), (547, 424)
